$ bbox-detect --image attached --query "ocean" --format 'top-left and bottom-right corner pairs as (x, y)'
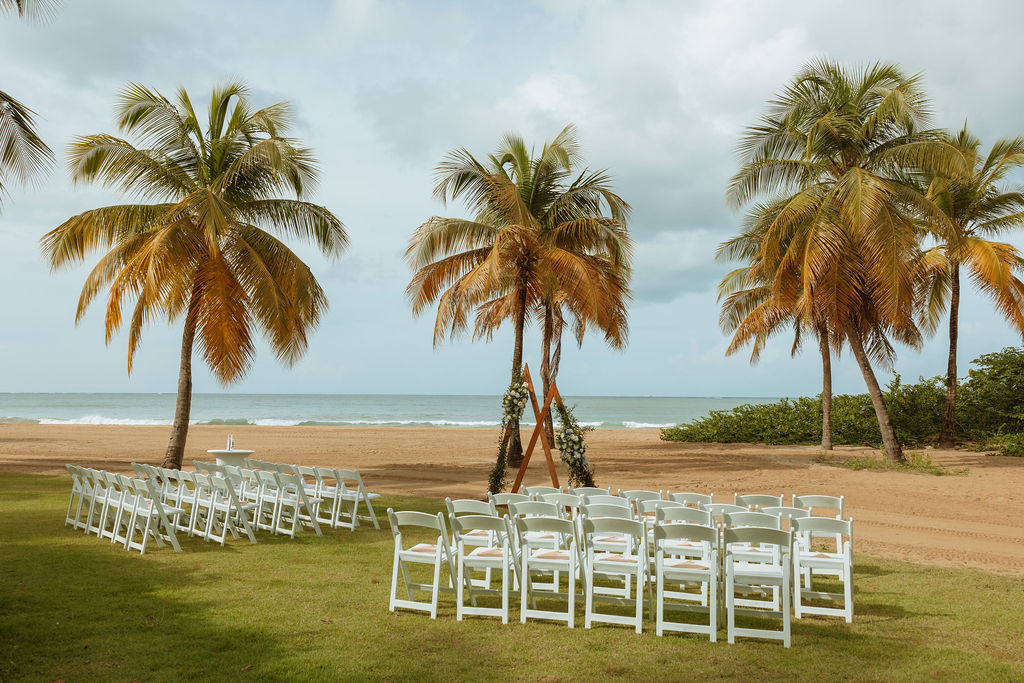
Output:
(0, 393), (776, 429)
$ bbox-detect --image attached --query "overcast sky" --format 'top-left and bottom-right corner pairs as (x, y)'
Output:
(2, 0), (1023, 398)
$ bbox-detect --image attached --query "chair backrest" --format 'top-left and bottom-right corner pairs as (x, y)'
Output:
(570, 486), (610, 496)
(296, 465), (320, 487)
(723, 510), (781, 530)
(582, 494), (630, 507)
(666, 491), (714, 508)
(388, 508), (445, 533)
(193, 460), (214, 474)
(488, 492), (529, 509)
(723, 527), (792, 553)
(515, 515), (576, 548)
(655, 505), (712, 526)
(314, 466), (339, 487)
(451, 514), (510, 539)
(509, 500), (561, 519)
(581, 503), (633, 520)
(653, 522), (718, 547)
(619, 489), (662, 503)
(276, 463), (299, 475)
(387, 509), (449, 552)
(735, 493), (784, 510)
(705, 503), (746, 524)
(540, 491), (581, 518)
(793, 516), (852, 545)
(523, 485), (562, 497)
(760, 506), (811, 523)
(637, 499), (684, 517)
(445, 498), (495, 517)
(793, 494), (844, 519)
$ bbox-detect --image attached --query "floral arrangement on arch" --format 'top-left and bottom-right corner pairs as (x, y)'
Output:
(489, 372), (529, 493)
(554, 401), (595, 488)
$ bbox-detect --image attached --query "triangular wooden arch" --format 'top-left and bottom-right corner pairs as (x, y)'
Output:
(509, 363), (563, 493)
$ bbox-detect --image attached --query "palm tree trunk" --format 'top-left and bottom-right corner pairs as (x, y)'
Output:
(506, 279), (529, 468)
(845, 322), (904, 463)
(161, 318), (197, 469)
(938, 263), (960, 448)
(540, 303), (555, 447)
(817, 324), (833, 452)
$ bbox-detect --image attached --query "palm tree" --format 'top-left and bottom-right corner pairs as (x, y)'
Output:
(0, 0), (57, 209)
(717, 203), (835, 451)
(406, 125), (631, 467)
(727, 60), (963, 463)
(40, 82), (348, 469)
(917, 126), (1024, 447)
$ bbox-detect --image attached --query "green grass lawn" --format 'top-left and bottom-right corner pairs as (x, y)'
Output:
(1, 472), (1022, 682)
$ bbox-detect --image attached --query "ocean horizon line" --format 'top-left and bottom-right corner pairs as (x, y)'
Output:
(0, 390), (781, 400)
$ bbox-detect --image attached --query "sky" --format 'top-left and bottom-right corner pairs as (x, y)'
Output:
(2, 0), (1023, 398)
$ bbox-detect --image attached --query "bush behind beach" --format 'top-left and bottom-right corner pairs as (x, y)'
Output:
(661, 347), (1024, 452)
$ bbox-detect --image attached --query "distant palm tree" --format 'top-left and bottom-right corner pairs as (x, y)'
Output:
(41, 82), (348, 468)
(727, 60), (963, 463)
(406, 125), (631, 466)
(917, 126), (1024, 447)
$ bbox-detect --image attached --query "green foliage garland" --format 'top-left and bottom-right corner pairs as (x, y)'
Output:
(489, 372), (529, 493)
(554, 401), (595, 488)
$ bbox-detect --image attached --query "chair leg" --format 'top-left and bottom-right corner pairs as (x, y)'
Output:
(709, 572), (718, 642)
(520, 558), (530, 624)
(783, 568), (792, 648)
(726, 569), (735, 644)
(634, 567), (644, 634)
(568, 557), (575, 629)
(430, 553), (442, 619)
(456, 556), (465, 622)
(389, 546), (400, 612)
(501, 559), (509, 625)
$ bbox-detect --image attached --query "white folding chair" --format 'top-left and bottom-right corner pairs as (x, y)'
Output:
(388, 509), (460, 619)
(666, 491), (714, 508)
(331, 469), (381, 531)
(581, 517), (648, 633)
(121, 477), (185, 554)
(724, 527), (793, 647)
(517, 516), (579, 628)
(451, 514), (515, 624)
(793, 517), (853, 622)
(735, 493), (784, 511)
(64, 465), (91, 530)
(274, 471), (323, 538)
(203, 475), (258, 545)
(488, 492), (530, 512)
(654, 523), (718, 639)
(653, 506), (713, 565)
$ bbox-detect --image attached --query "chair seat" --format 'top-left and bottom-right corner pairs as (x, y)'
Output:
(469, 547), (506, 558)
(408, 543), (438, 554)
(595, 553), (639, 564)
(532, 549), (571, 561)
(465, 529), (490, 538)
(666, 559), (710, 570)
(730, 562), (784, 578)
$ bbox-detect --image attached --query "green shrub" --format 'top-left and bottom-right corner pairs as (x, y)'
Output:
(992, 432), (1024, 457)
(957, 347), (1024, 439)
(661, 347), (1023, 448)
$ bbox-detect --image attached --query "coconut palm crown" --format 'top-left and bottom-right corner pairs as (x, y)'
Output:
(40, 82), (348, 468)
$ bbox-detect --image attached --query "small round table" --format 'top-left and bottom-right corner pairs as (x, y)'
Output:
(206, 449), (255, 468)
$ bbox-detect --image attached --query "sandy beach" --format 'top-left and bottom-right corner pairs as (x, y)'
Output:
(2, 424), (1022, 578)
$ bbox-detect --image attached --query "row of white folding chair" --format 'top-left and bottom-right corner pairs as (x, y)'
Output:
(393, 507), (798, 647)
(246, 459), (381, 531)
(135, 463), (258, 545)
(65, 465), (183, 554)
